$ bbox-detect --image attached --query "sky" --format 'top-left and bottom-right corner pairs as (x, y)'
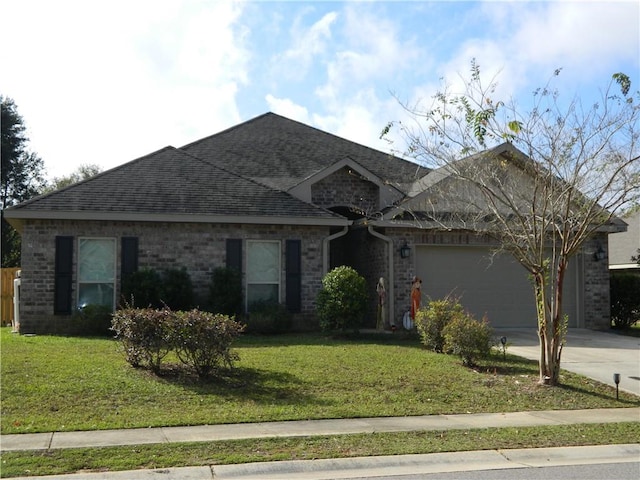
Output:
(1, 0), (639, 181)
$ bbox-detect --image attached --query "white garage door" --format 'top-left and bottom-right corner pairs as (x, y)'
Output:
(415, 246), (580, 328)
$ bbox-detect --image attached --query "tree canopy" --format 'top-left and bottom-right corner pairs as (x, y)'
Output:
(1, 96), (47, 267)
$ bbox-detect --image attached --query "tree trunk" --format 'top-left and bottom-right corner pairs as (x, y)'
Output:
(534, 259), (568, 386)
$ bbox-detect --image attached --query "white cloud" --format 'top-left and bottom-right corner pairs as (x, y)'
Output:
(265, 94), (310, 124)
(316, 5), (420, 105)
(275, 10), (338, 80)
(0, 0), (249, 179)
(511, 1), (639, 73)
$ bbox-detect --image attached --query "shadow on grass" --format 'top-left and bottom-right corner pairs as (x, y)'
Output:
(148, 364), (328, 408)
(237, 331), (424, 349)
(555, 381), (639, 406)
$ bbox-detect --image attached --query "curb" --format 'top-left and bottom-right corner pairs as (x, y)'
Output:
(12, 444), (640, 480)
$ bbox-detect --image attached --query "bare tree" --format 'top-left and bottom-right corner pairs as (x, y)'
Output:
(384, 62), (639, 385)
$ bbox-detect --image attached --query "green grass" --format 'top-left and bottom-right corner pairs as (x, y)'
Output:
(2, 423), (638, 478)
(2, 328), (637, 436)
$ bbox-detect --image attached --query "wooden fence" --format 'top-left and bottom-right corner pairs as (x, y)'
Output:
(1, 268), (21, 326)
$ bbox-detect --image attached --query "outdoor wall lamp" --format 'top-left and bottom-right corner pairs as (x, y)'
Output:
(593, 244), (606, 262)
(400, 242), (411, 259)
(614, 373), (621, 400)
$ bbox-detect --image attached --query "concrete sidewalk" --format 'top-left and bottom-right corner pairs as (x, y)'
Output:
(2, 408), (638, 452)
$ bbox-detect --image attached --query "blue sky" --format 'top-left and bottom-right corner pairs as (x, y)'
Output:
(1, 0), (638, 180)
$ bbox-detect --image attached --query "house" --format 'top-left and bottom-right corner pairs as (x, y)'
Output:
(609, 211), (639, 274)
(3, 113), (619, 334)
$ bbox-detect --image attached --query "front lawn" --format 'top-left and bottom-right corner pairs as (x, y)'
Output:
(1, 327), (637, 435)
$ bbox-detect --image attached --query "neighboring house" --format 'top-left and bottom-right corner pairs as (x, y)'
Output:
(609, 211), (640, 273)
(4, 113), (619, 334)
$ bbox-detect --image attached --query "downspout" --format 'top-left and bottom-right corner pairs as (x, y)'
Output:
(322, 226), (349, 275)
(368, 226), (395, 327)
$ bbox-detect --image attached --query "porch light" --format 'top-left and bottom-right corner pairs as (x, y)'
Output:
(400, 242), (411, 259)
(593, 244), (606, 261)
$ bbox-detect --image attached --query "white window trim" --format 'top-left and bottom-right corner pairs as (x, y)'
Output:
(246, 239), (281, 309)
(77, 237), (117, 310)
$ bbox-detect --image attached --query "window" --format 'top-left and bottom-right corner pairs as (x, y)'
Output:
(78, 238), (116, 310)
(246, 240), (280, 307)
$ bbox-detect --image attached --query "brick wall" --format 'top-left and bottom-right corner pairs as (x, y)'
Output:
(311, 167), (379, 215)
(18, 219), (330, 333)
(582, 234), (611, 330)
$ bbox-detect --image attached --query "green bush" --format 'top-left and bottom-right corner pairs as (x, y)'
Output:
(246, 301), (292, 334)
(610, 273), (640, 328)
(111, 307), (174, 372)
(121, 268), (163, 308)
(161, 267), (194, 311)
(316, 266), (368, 332)
(121, 267), (194, 311)
(415, 297), (465, 352)
(69, 304), (113, 336)
(172, 310), (245, 378)
(442, 314), (494, 367)
(208, 267), (243, 316)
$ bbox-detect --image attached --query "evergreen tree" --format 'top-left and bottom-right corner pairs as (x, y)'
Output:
(1, 96), (46, 267)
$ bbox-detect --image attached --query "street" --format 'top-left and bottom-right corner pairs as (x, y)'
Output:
(350, 462), (640, 480)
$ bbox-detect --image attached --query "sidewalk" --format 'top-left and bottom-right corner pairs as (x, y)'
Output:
(2, 408), (639, 452)
(2, 408), (639, 479)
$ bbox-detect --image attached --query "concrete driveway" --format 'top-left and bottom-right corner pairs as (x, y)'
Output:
(494, 328), (640, 397)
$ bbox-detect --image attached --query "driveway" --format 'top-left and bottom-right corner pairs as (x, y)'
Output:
(494, 328), (640, 397)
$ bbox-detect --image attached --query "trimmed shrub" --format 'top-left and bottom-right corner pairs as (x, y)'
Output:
(415, 297), (465, 352)
(172, 310), (245, 378)
(610, 272), (640, 328)
(209, 267), (243, 316)
(121, 268), (163, 308)
(316, 266), (369, 332)
(442, 314), (494, 367)
(111, 307), (174, 372)
(245, 301), (292, 334)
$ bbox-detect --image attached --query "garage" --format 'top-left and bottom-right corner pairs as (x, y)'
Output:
(415, 246), (581, 328)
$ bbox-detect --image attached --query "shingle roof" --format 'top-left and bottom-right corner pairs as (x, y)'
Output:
(5, 146), (346, 223)
(5, 112), (427, 226)
(181, 112), (428, 192)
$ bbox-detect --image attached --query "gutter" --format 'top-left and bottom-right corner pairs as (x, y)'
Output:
(368, 225), (395, 327)
(322, 227), (349, 275)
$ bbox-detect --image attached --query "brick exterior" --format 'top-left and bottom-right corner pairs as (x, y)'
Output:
(582, 234), (611, 330)
(15, 193), (613, 334)
(18, 219), (330, 333)
(312, 167), (379, 215)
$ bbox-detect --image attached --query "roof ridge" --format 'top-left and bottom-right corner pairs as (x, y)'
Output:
(179, 112), (274, 151)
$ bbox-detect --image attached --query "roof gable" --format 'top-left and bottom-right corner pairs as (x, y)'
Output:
(288, 156), (405, 208)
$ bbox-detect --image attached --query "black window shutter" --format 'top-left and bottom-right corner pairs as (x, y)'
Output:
(121, 237), (139, 278)
(285, 239), (301, 313)
(226, 239), (242, 272)
(54, 236), (74, 315)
